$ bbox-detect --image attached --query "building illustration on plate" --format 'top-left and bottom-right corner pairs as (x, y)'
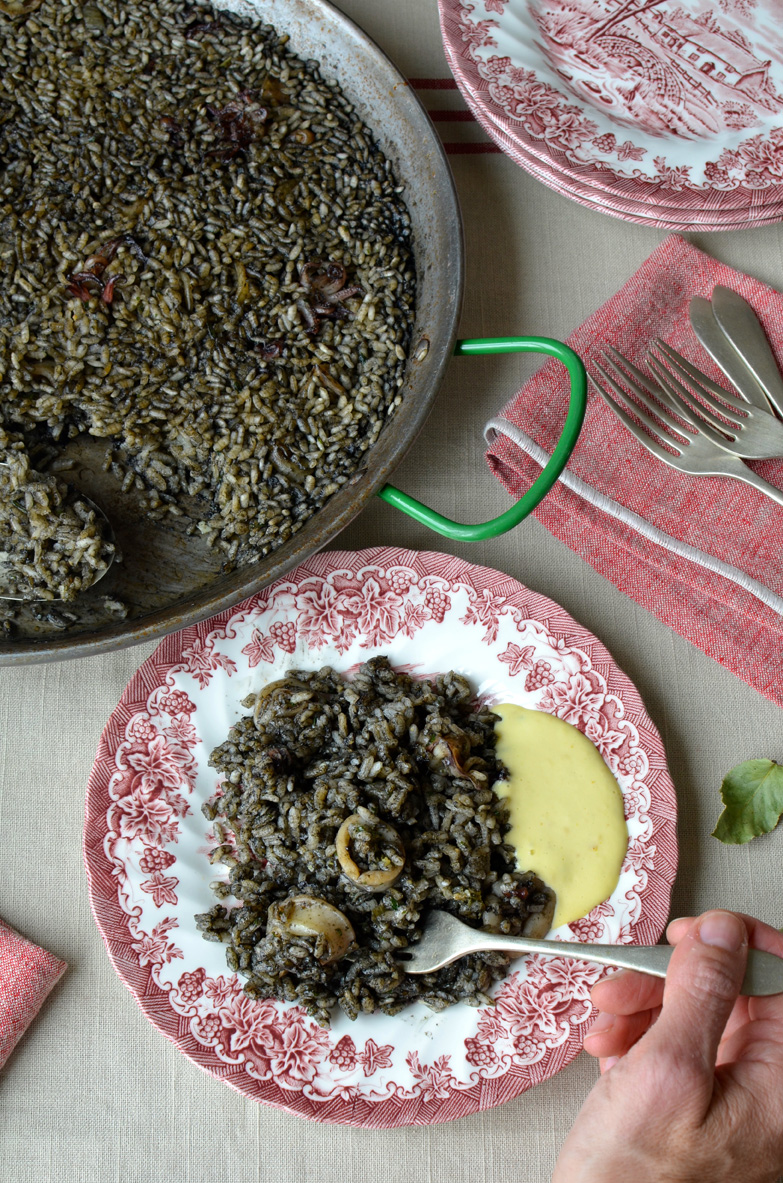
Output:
(646, 9), (774, 98)
(535, 0), (783, 137)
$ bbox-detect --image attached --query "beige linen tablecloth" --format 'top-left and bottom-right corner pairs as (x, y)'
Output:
(3, 2), (783, 1180)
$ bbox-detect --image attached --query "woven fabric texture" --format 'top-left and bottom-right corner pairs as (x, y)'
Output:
(0, 920), (66, 1070)
(486, 234), (783, 707)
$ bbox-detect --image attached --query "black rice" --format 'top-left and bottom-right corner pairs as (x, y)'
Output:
(0, 0), (415, 594)
(0, 426), (115, 599)
(196, 657), (555, 1025)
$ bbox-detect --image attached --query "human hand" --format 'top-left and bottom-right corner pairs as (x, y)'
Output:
(552, 911), (783, 1183)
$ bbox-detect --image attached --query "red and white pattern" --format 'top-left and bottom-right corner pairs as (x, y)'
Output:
(485, 237), (783, 711)
(408, 77), (502, 155)
(84, 548), (677, 1127)
(0, 920), (67, 1069)
(440, 0), (783, 229)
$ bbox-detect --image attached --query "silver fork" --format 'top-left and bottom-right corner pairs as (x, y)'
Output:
(590, 350), (783, 508)
(646, 340), (783, 460)
(396, 911), (783, 995)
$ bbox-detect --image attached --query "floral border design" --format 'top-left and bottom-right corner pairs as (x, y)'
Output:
(442, 0), (783, 206)
(84, 548), (677, 1127)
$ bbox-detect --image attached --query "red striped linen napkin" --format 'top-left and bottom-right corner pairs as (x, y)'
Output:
(485, 234), (783, 708)
(0, 919), (66, 1069)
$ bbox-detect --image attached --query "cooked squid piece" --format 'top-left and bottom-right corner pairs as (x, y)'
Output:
(266, 895), (355, 965)
(335, 809), (405, 892)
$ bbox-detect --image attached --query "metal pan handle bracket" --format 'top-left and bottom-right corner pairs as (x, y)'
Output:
(377, 336), (586, 541)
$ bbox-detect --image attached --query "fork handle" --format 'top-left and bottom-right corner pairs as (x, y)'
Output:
(459, 935), (783, 996)
(730, 463), (783, 508)
(465, 933), (673, 976)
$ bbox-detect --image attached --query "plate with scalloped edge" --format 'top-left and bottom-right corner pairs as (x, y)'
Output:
(439, 0), (783, 227)
(83, 547), (677, 1127)
(440, 29), (783, 231)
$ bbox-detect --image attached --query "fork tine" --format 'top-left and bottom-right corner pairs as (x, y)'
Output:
(596, 354), (693, 440)
(651, 340), (749, 415)
(646, 356), (746, 452)
(605, 345), (663, 399)
(589, 370), (685, 466)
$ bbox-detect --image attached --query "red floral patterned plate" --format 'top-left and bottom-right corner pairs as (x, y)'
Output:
(445, 34), (783, 229)
(84, 548), (677, 1127)
(440, 0), (783, 228)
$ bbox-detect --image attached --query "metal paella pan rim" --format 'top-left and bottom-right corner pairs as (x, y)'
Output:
(0, 0), (464, 665)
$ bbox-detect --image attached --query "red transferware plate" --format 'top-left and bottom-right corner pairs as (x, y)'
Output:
(84, 548), (677, 1126)
(442, 32), (783, 229)
(440, 0), (783, 229)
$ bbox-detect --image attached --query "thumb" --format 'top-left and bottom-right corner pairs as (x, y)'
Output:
(641, 911), (747, 1110)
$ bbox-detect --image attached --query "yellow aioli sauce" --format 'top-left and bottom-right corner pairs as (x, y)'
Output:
(493, 703), (627, 930)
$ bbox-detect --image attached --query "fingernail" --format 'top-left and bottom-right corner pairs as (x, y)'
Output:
(600, 1056), (619, 1074)
(698, 911), (745, 952)
(584, 1011), (615, 1041)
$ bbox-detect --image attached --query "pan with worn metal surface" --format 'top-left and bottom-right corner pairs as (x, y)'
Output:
(0, 0), (585, 664)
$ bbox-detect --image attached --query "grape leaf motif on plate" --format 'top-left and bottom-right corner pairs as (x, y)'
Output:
(453, 0), (783, 191)
(105, 684), (200, 958)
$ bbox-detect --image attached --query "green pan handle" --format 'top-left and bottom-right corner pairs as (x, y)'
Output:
(377, 335), (587, 542)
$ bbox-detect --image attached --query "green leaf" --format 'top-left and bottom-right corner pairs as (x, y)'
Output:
(713, 759), (783, 845)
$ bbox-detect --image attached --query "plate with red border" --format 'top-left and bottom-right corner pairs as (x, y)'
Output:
(439, 0), (783, 229)
(84, 548), (677, 1127)
(442, 30), (783, 230)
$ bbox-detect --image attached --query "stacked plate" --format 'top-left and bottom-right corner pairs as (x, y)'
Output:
(439, 0), (783, 231)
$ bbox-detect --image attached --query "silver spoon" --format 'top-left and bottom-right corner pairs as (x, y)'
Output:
(0, 462), (116, 601)
(398, 910), (783, 997)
